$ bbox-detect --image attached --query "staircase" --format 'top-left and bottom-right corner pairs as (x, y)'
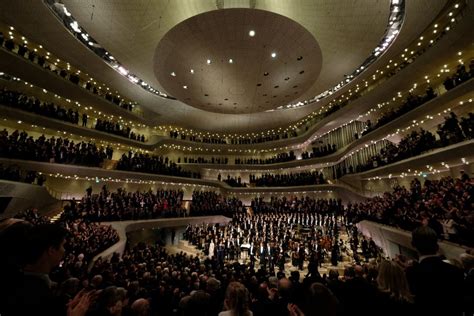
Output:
(166, 240), (204, 258)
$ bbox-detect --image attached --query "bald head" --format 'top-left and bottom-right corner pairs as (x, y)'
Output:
(131, 298), (150, 316)
(354, 265), (364, 278)
(278, 277), (293, 299)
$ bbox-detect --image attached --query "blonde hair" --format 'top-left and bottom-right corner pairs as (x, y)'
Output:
(377, 260), (413, 303)
(224, 282), (251, 316)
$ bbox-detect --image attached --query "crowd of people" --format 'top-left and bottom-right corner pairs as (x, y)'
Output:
(190, 191), (245, 217)
(301, 143), (337, 160)
(1, 177), (473, 315)
(443, 62), (474, 91)
(437, 111), (474, 145)
(185, 212), (345, 271)
(0, 88), (145, 143)
(218, 174), (246, 187)
(0, 88), (80, 124)
(0, 164), (46, 185)
(168, 129), (300, 145)
(235, 151), (296, 165)
(334, 112), (474, 178)
(180, 156), (228, 165)
(117, 152), (201, 179)
(250, 171), (327, 187)
(362, 87), (437, 136)
(1, 207), (120, 315)
(1, 212), (472, 316)
(0, 129), (113, 167)
(346, 174), (474, 246)
(61, 186), (186, 221)
(95, 119), (145, 142)
(0, 32), (138, 112)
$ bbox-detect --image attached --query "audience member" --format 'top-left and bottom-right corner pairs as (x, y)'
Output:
(0, 129), (112, 167)
(406, 226), (464, 316)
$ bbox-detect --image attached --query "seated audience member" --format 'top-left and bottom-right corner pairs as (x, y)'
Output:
(407, 226), (465, 316)
(220, 282), (253, 316)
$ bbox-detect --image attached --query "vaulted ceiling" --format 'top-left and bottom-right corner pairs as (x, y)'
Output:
(0, 0), (448, 132)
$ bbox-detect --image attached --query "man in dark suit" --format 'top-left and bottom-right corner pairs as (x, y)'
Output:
(407, 226), (465, 316)
(8, 223), (68, 316)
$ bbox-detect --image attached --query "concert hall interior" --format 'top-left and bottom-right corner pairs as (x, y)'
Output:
(0, 1), (473, 315)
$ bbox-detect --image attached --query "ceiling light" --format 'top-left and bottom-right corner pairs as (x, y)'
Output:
(117, 66), (128, 76)
(190, 69), (194, 74)
(228, 59), (233, 63)
(183, 85), (187, 89)
(170, 72), (176, 77)
(271, 52), (277, 58)
(63, 6), (71, 16)
(207, 59), (211, 64)
(249, 30), (255, 37)
(70, 21), (81, 33)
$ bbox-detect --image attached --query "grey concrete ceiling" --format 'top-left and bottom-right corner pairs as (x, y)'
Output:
(0, 0), (448, 132)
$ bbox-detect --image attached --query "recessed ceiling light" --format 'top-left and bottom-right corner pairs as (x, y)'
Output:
(249, 30), (256, 37)
(190, 69), (194, 74)
(170, 72), (176, 77)
(271, 52), (277, 58)
(228, 58), (233, 63)
(207, 59), (211, 64)
(183, 85), (187, 89)
(264, 72), (269, 76)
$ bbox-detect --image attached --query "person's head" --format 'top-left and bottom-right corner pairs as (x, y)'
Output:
(130, 298), (150, 316)
(0, 218), (32, 273)
(206, 277), (221, 294)
(411, 226), (439, 256)
(354, 265), (364, 278)
(98, 286), (123, 316)
(224, 282), (250, 316)
(116, 287), (129, 307)
(328, 269), (339, 281)
(24, 223), (67, 272)
(303, 283), (339, 316)
(343, 266), (355, 280)
(91, 274), (104, 289)
(185, 290), (211, 316)
(278, 277), (293, 300)
(290, 270), (300, 283)
(377, 260), (413, 302)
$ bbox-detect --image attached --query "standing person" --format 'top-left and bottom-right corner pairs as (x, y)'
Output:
(209, 239), (215, 259)
(9, 223), (68, 316)
(82, 113), (88, 127)
(406, 226), (465, 316)
(219, 282), (253, 316)
(0, 219), (33, 316)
